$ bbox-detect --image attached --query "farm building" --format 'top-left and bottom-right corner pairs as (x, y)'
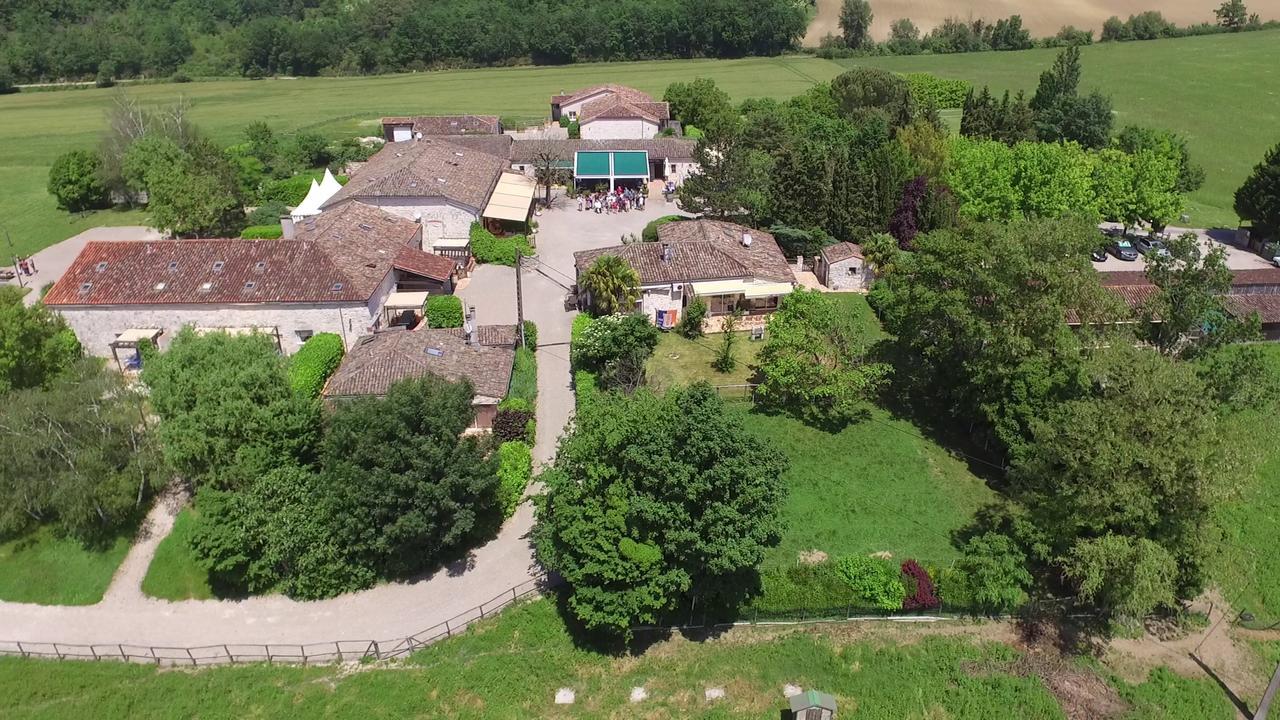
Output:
(322, 323), (517, 430)
(815, 242), (872, 291)
(1079, 268), (1280, 340)
(550, 85), (670, 139)
(321, 137), (535, 261)
(44, 202), (458, 358)
(380, 115), (503, 142)
(573, 219), (795, 333)
(789, 690), (837, 720)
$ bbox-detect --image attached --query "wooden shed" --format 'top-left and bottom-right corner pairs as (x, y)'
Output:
(789, 689), (837, 719)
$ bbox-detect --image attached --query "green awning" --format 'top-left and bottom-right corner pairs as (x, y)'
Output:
(575, 151), (611, 177)
(612, 151), (649, 176)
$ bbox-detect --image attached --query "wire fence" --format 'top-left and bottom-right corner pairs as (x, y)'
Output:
(0, 574), (553, 667)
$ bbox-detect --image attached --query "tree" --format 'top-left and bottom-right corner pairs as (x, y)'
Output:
(1141, 232), (1257, 355)
(756, 290), (891, 427)
(1011, 140), (1096, 219)
(0, 359), (165, 543)
(0, 286), (82, 394)
(885, 19), (921, 54)
(47, 150), (109, 212)
(1128, 149), (1183, 227)
(281, 131), (331, 170)
(534, 383), (788, 636)
(580, 255), (640, 317)
(1062, 535), (1178, 621)
(571, 312), (660, 392)
(989, 15), (1032, 50)
(143, 139), (246, 236)
(1012, 343), (1241, 599)
(1215, 0), (1249, 31)
(0, 68), (16, 95)
(320, 375), (500, 578)
(142, 328), (320, 490)
(897, 119), (948, 179)
(1091, 148), (1138, 226)
(712, 310), (740, 372)
(1114, 125), (1205, 194)
(677, 131), (774, 222)
(1031, 46), (1114, 149)
(831, 67), (915, 130)
(122, 135), (186, 195)
(1235, 142), (1280, 240)
(838, 0), (873, 49)
(98, 93), (197, 204)
(522, 132), (569, 207)
(662, 78), (734, 138)
(242, 121), (278, 167)
(955, 533), (1032, 613)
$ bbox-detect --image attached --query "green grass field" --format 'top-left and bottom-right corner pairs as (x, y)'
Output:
(844, 30), (1280, 228)
(140, 508), (213, 601)
(0, 527), (130, 605)
(0, 598), (1236, 719)
(646, 331), (763, 391)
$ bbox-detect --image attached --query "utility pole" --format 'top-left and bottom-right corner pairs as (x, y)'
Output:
(515, 251), (526, 348)
(1, 225), (24, 289)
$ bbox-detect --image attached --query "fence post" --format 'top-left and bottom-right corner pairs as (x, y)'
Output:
(445, 620), (451, 637)
(187, 648), (196, 667)
(371, 640), (380, 661)
(222, 644), (231, 664)
(513, 587), (518, 602)
(118, 643), (125, 661)
(17, 641), (25, 659)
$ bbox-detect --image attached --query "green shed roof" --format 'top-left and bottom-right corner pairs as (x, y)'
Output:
(789, 690), (837, 712)
(576, 151), (611, 177)
(574, 150), (650, 178)
(612, 151), (649, 176)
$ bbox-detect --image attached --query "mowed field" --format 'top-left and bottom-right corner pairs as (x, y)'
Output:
(803, 0), (1280, 44)
(847, 29), (1280, 227)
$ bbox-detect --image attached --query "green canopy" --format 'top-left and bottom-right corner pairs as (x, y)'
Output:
(575, 151), (611, 177)
(612, 151), (649, 176)
(574, 150), (650, 179)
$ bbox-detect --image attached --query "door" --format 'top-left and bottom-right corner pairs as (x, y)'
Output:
(392, 125), (412, 142)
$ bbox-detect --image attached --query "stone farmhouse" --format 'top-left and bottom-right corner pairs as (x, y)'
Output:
(509, 137), (698, 191)
(550, 85), (671, 139)
(45, 202), (458, 358)
(1077, 268), (1280, 339)
(379, 114), (503, 142)
(323, 323), (517, 430)
(815, 242), (873, 291)
(573, 219), (795, 332)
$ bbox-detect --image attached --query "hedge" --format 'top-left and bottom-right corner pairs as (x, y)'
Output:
(288, 333), (345, 398)
(426, 294), (464, 328)
(570, 313), (594, 349)
(470, 223), (531, 266)
(508, 347), (537, 406)
(521, 320), (538, 351)
(904, 72), (972, 110)
(241, 224), (283, 239)
(573, 369), (598, 410)
(497, 441), (533, 518)
(494, 407), (534, 443)
(642, 214), (686, 243)
(259, 172), (348, 205)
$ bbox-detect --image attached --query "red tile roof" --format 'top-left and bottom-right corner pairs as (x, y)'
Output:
(552, 84), (655, 107)
(821, 242), (863, 264)
(381, 115), (501, 136)
(323, 325), (516, 399)
(1224, 294), (1280, 323)
(573, 220), (793, 285)
(578, 97), (670, 124)
(393, 245), (455, 282)
(324, 138), (506, 211)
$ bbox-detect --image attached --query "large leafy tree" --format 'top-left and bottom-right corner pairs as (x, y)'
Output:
(534, 383), (788, 636)
(1011, 343), (1242, 600)
(0, 359), (166, 543)
(1030, 46), (1113, 149)
(1235, 141), (1280, 241)
(0, 286), (82, 394)
(662, 78), (734, 138)
(1113, 125), (1205, 194)
(143, 138), (246, 237)
(47, 149), (110, 212)
(756, 290), (891, 427)
(142, 329), (320, 490)
(677, 130), (773, 222)
(580, 255), (640, 317)
(830, 67), (915, 131)
(1141, 231), (1258, 355)
(838, 0), (873, 49)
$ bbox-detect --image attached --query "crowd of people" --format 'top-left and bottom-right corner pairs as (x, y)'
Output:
(577, 186), (646, 214)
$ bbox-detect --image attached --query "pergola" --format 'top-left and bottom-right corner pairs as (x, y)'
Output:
(574, 150), (649, 190)
(108, 328), (163, 372)
(382, 290), (430, 327)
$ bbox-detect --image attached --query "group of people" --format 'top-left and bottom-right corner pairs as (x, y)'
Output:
(577, 187), (646, 214)
(14, 256), (37, 276)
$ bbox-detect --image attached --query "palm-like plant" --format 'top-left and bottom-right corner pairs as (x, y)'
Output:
(581, 255), (640, 316)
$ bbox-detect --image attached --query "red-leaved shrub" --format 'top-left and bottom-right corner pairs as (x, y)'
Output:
(901, 559), (941, 610)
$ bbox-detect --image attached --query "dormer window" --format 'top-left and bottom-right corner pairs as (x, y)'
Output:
(244, 281), (256, 290)
(153, 282), (166, 291)
(79, 282), (92, 294)
(95, 262), (108, 272)
(167, 261), (178, 272)
(212, 261), (225, 273)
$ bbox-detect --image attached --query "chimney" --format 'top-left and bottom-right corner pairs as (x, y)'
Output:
(466, 305), (479, 346)
(661, 243), (672, 263)
(280, 216), (295, 240)
(741, 233), (753, 248)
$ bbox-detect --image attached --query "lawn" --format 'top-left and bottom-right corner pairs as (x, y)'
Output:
(0, 526), (131, 605)
(646, 331), (763, 391)
(1212, 343), (1280, 623)
(0, 597), (1236, 719)
(0, 55), (844, 258)
(140, 508), (213, 601)
(843, 29), (1280, 228)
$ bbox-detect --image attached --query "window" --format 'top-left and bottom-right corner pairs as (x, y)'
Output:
(707, 294), (738, 316)
(330, 282), (344, 292)
(244, 281), (256, 290)
(95, 262), (108, 272)
(749, 295), (780, 311)
(254, 261), (266, 272)
(847, 265), (859, 275)
(199, 282), (213, 292)
(212, 261), (225, 273)
(153, 282), (166, 291)
(295, 329), (314, 342)
(167, 261), (178, 272)
(669, 164), (677, 174)
(79, 282), (93, 294)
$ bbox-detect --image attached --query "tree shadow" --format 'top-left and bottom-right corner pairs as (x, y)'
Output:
(1189, 652), (1254, 719)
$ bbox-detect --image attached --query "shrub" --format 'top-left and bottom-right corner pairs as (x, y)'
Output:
(558, 115), (570, 128)
(678, 298), (707, 338)
(834, 555), (905, 611)
(574, 369), (598, 409)
(288, 333), (345, 398)
(245, 201), (289, 226)
(567, 120), (580, 139)
(571, 313), (660, 390)
(240, 224), (283, 239)
(259, 174), (317, 205)
(904, 73), (971, 109)
(751, 562), (854, 617)
(493, 407), (534, 443)
(521, 319), (538, 351)
(497, 441), (533, 517)
(900, 559), (941, 610)
(684, 125), (704, 139)
(469, 223), (531, 266)
(954, 532), (1032, 613)
(47, 150), (109, 212)
(170, 71), (191, 83)
(425, 295), (464, 328)
(0, 68), (17, 94)
(641, 214), (685, 242)
(571, 313), (595, 350)
(508, 347), (537, 405)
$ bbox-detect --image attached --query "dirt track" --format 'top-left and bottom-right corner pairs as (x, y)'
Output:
(803, 0), (1280, 46)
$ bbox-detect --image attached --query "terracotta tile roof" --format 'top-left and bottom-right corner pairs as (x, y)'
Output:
(1224, 294), (1280, 323)
(382, 115), (501, 136)
(1227, 268), (1280, 286)
(552, 84), (654, 107)
(393, 245), (456, 282)
(323, 325), (516, 400)
(578, 97), (669, 124)
(45, 202), (421, 307)
(510, 138), (695, 163)
(1097, 271), (1152, 287)
(323, 138), (506, 211)
(573, 220), (793, 286)
(821, 242), (863, 264)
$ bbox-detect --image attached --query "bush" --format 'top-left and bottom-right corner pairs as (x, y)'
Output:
(508, 347), (537, 405)
(493, 407), (534, 443)
(521, 320), (538, 351)
(240, 224), (283, 239)
(954, 532), (1032, 613)
(0, 68), (17, 94)
(259, 175), (318, 205)
(288, 333), (345, 398)
(496, 441), (533, 517)
(904, 73), (971, 109)
(751, 562), (855, 616)
(900, 559), (941, 610)
(678, 298), (707, 338)
(567, 120), (580, 139)
(170, 71), (191, 83)
(47, 150), (109, 212)
(469, 223), (531, 266)
(641, 214), (685, 242)
(425, 295), (464, 328)
(574, 369), (598, 409)
(684, 125), (704, 139)
(571, 313), (595, 349)
(834, 555), (905, 611)
(245, 201), (289, 226)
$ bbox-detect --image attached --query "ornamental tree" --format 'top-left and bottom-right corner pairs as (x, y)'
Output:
(580, 255), (640, 317)
(1235, 141), (1280, 240)
(47, 149), (110, 212)
(534, 383), (788, 636)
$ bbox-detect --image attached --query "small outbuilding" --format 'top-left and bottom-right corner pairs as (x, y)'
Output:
(789, 689), (837, 720)
(815, 242), (871, 291)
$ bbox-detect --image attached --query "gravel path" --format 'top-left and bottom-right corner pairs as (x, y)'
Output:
(100, 483), (190, 606)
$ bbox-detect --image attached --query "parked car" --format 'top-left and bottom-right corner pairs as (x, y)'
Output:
(1272, 255), (1280, 268)
(1091, 246), (1108, 262)
(1133, 236), (1171, 257)
(1108, 238), (1139, 261)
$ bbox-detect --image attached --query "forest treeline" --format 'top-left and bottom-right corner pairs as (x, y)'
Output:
(0, 0), (808, 84)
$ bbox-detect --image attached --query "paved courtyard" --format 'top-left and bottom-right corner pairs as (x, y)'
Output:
(1093, 223), (1273, 273)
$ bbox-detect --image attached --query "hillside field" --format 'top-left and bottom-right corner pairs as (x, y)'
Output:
(1, 31), (1276, 256)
